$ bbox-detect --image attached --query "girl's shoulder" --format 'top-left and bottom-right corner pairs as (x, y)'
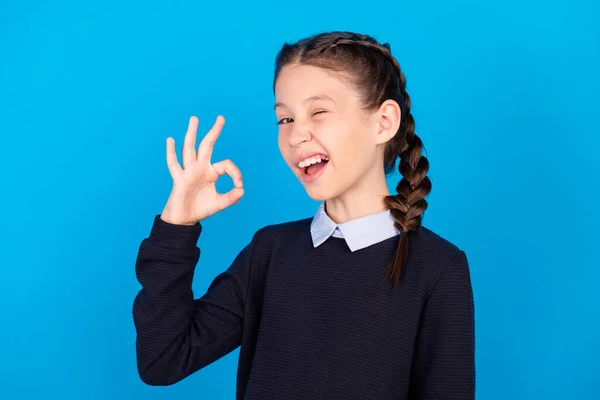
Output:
(247, 216), (313, 251)
(257, 216), (313, 236)
(410, 225), (470, 280)
(409, 227), (471, 296)
(239, 217), (313, 268)
(415, 225), (463, 256)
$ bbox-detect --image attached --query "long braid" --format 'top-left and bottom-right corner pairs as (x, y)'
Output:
(384, 70), (432, 287)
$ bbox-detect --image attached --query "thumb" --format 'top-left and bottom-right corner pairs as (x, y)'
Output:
(216, 187), (245, 210)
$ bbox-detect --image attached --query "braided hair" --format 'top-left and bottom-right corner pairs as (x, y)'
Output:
(273, 31), (431, 287)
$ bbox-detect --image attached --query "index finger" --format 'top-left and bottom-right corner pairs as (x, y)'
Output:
(182, 116), (199, 169)
(197, 115), (225, 162)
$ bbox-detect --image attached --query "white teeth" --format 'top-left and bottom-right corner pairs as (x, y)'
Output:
(298, 155), (329, 168)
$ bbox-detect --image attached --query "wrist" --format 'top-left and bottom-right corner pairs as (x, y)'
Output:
(159, 210), (196, 226)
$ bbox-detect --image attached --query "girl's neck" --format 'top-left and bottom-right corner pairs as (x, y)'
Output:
(324, 173), (391, 224)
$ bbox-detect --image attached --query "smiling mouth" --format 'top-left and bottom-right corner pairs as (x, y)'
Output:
(298, 158), (329, 183)
(303, 159), (329, 175)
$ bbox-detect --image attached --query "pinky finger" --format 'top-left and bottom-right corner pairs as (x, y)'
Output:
(166, 137), (182, 179)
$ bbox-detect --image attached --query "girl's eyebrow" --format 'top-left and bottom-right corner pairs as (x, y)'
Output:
(274, 94), (336, 110)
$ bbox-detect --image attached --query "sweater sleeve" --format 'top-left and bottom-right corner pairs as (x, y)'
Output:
(132, 215), (259, 386)
(409, 250), (475, 400)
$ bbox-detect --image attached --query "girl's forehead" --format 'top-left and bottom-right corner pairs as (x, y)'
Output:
(275, 65), (355, 104)
(277, 64), (344, 86)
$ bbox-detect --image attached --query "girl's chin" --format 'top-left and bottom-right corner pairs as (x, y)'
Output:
(302, 184), (340, 202)
(305, 192), (330, 202)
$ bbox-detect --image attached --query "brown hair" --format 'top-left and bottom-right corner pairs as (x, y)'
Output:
(273, 31), (432, 287)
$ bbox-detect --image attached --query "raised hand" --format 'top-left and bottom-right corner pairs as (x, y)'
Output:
(160, 116), (244, 226)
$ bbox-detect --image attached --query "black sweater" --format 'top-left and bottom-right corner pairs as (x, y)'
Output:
(133, 215), (475, 399)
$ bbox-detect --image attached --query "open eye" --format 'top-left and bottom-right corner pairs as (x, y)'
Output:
(276, 117), (294, 125)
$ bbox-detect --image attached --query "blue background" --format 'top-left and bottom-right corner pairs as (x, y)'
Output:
(1, 0), (598, 398)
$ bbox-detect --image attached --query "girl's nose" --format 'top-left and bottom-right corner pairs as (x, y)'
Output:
(288, 123), (312, 147)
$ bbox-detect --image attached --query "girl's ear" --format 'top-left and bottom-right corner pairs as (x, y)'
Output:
(374, 99), (401, 145)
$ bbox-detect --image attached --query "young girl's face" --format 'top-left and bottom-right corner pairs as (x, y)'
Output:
(274, 64), (385, 201)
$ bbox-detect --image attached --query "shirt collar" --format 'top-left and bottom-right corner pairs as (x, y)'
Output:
(310, 202), (401, 252)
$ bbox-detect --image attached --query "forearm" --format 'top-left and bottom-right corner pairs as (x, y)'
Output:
(132, 215), (255, 385)
(132, 215), (203, 385)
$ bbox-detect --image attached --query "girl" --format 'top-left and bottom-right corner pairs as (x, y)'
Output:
(133, 31), (475, 399)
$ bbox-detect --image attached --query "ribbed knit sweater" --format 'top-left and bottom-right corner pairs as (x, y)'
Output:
(132, 215), (475, 399)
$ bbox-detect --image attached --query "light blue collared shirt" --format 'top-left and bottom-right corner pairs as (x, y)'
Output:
(310, 202), (401, 252)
